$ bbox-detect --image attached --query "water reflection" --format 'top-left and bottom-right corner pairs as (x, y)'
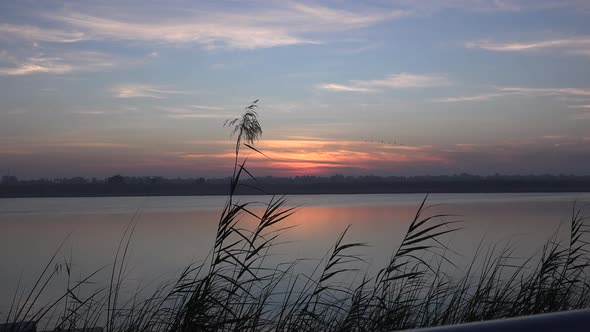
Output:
(0, 193), (588, 316)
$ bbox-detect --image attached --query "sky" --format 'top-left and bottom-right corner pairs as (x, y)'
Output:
(1, 0), (590, 178)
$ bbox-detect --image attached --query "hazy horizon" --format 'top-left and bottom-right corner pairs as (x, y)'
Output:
(2, 1), (590, 178)
(5, 173), (590, 181)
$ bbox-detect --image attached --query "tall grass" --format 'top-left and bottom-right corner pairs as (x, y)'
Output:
(3, 101), (590, 331)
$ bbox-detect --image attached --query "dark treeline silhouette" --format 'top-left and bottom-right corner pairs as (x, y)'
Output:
(2, 173), (590, 198)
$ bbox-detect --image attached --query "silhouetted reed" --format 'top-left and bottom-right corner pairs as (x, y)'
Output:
(3, 101), (590, 332)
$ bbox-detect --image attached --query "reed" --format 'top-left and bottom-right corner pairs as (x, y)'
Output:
(3, 101), (590, 332)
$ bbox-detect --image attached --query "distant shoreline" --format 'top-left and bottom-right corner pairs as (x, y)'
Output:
(2, 174), (590, 198)
(1, 191), (590, 199)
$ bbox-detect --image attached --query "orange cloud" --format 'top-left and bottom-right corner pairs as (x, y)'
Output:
(171, 138), (448, 175)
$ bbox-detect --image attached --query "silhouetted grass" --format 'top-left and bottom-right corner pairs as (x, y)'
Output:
(2, 101), (590, 331)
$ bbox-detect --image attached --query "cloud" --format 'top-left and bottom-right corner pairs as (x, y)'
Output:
(316, 83), (374, 93)
(317, 73), (450, 93)
(157, 106), (235, 119)
(8, 3), (405, 50)
(0, 149), (34, 155)
(190, 105), (225, 111)
(174, 138), (447, 175)
(49, 12), (317, 50)
(72, 111), (107, 115)
(0, 23), (88, 43)
(498, 86), (590, 97)
(357, 73), (451, 89)
(0, 51), (118, 76)
(112, 84), (191, 98)
(286, 3), (407, 30)
(435, 86), (590, 103)
(393, 0), (520, 13)
(44, 142), (136, 148)
(569, 105), (590, 109)
(0, 61), (72, 75)
(2, 1), (586, 53)
(167, 114), (235, 119)
(172, 136), (590, 176)
(71, 106), (139, 115)
(394, 0), (590, 14)
(432, 92), (516, 103)
(6, 135), (590, 176)
(466, 37), (590, 56)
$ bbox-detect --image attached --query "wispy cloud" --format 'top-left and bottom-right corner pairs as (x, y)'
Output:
(44, 141), (136, 148)
(466, 36), (590, 56)
(6, 135), (590, 176)
(158, 106), (235, 119)
(542, 135), (565, 140)
(435, 86), (590, 103)
(286, 3), (407, 30)
(71, 106), (139, 116)
(174, 138), (446, 175)
(112, 84), (191, 99)
(498, 86), (590, 97)
(173, 136), (589, 175)
(316, 83), (374, 93)
(0, 63), (68, 76)
(0, 51), (118, 76)
(432, 92), (515, 103)
(190, 105), (225, 111)
(395, 0), (590, 14)
(0, 23), (88, 43)
(393, 0), (520, 13)
(317, 73), (450, 93)
(357, 73), (451, 89)
(72, 111), (107, 115)
(0, 149), (35, 155)
(48, 12), (316, 50)
(167, 114), (235, 120)
(6, 3), (406, 50)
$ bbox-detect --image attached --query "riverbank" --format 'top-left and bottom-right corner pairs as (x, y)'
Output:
(2, 175), (590, 198)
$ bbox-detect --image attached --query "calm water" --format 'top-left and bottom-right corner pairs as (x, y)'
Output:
(1, 193), (589, 317)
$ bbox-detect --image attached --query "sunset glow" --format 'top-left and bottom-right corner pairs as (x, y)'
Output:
(3, 3), (590, 329)
(1, 1), (590, 178)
